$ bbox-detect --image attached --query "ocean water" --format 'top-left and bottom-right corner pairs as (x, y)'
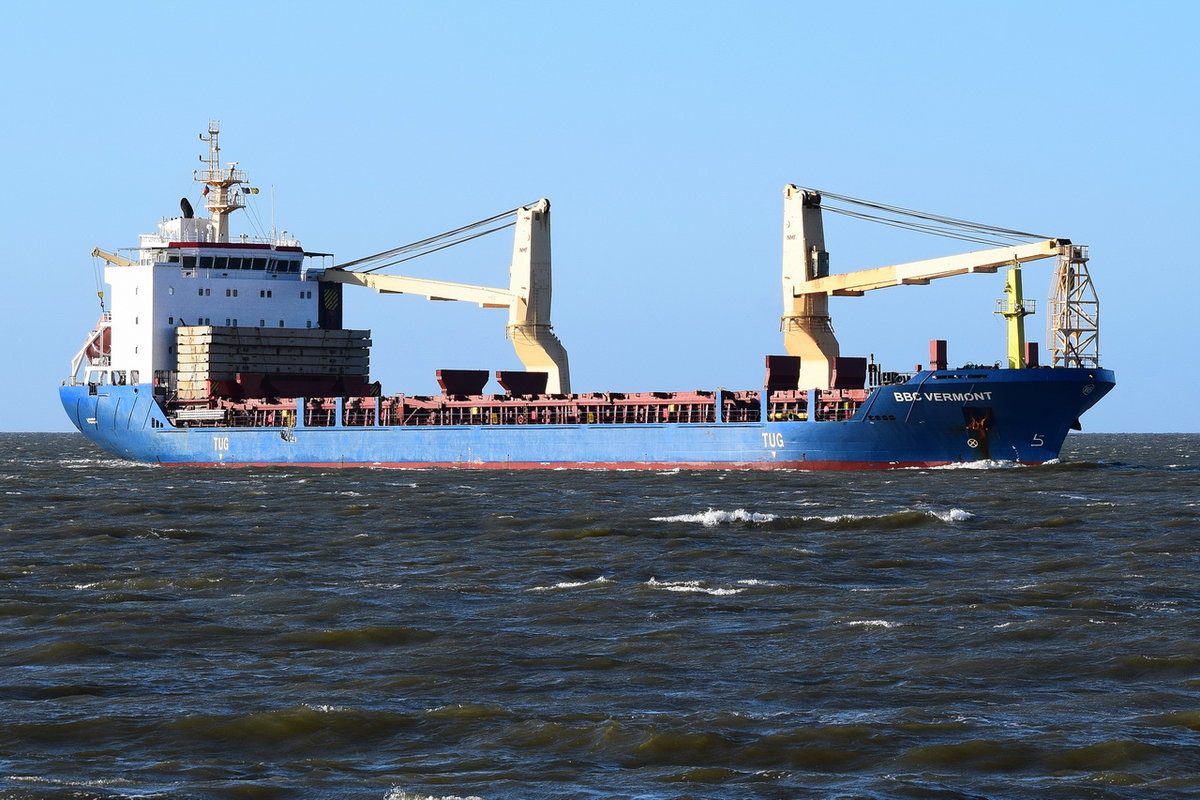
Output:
(0, 432), (1197, 800)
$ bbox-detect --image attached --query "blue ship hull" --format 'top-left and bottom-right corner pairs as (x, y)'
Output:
(60, 368), (1115, 468)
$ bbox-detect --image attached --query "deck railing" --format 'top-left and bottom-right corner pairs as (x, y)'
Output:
(166, 388), (871, 429)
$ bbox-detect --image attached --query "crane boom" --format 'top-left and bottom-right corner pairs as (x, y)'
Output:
(781, 185), (1078, 390)
(321, 199), (571, 393)
(795, 238), (1070, 297)
(91, 247), (136, 267)
(320, 270), (515, 307)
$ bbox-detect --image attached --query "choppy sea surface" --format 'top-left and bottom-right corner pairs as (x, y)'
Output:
(0, 433), (1197, 800)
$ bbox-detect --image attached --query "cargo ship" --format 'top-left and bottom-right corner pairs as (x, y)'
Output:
(60, 124), (1114, 468)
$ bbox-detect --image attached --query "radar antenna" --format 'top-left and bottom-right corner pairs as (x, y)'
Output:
(194, 121), (246, 242)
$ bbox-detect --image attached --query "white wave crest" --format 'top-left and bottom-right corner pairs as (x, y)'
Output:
(305, 703), (348, 713)
(651, 508), (777, 526)
(6, 775), (135, 789)
(802, 512), (871, 523)
(798, 508), (973, 524)
(56, 457), (157, 470)
(657, 506), (972, 529)
(647, 578), (744, 596)
(926, 459), (1024, 470)
(529, 577), (611, 592)
(930, 508), (975, 522)
(846, 619), (898, 629)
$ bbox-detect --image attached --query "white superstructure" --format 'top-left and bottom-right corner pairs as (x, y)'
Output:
(69, 123), (323, 388)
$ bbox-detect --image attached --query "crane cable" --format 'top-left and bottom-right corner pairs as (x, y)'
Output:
(800, 187), (1054, 246)
(331, 203), (535, 274)
(818, 207), (1022, 247)
(90, 253), (107, 312)
(353, 222), (517, 272)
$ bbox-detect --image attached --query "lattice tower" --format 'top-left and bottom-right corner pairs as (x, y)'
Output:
(1048, 245), (1100, 367)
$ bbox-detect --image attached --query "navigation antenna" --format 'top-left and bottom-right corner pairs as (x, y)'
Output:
(194, 121), (246, 243)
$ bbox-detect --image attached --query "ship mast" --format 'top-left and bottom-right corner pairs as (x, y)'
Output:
(194, 121), (246, 243)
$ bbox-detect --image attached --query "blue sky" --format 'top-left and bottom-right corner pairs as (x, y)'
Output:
(4, 1), (1196, 432)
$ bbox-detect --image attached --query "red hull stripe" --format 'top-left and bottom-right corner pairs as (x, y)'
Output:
(159, 459), (980, 470)
(169, 242), (304, 251)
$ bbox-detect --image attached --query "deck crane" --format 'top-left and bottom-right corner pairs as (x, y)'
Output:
(91, 247), (136, 267)
(319, 200), (571, 394)
(781, 185), (1096, 390)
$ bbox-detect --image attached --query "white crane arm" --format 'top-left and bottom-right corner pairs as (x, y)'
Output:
(320, 269), (515, 308)
(316, 199), (571, 392)
(794, 239), (1070, 297)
